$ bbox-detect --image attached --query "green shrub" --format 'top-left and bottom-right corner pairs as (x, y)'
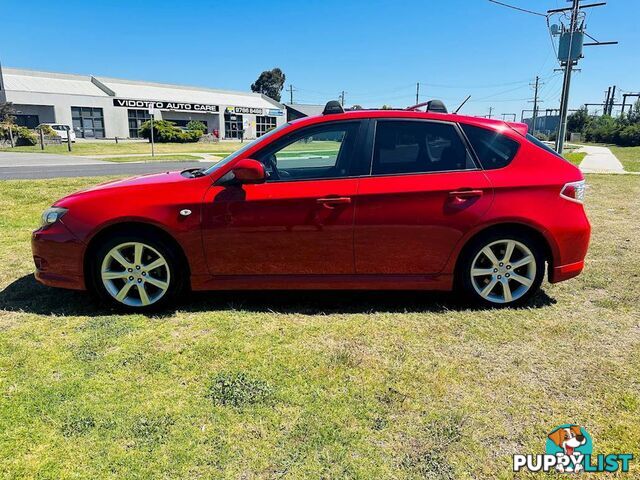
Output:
(618, 124), (640, 147)
(186, 120), (206, 133)
(36, 124), (56, 136)
(15, 127), (38, 146)
(0, 122), (14, 144)
(532, 132), (549, 141)
(138, 120), (202, 143)
(583, 115), (621, 144)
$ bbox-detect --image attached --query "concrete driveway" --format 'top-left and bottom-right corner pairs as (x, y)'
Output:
(576, 145), (625, 173)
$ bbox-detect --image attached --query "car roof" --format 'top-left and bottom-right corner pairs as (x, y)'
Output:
(290, 110), (527, 138)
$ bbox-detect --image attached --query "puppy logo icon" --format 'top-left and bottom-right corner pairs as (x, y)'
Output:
(513, 424), (633, 473)
(546, 424), (592, 473)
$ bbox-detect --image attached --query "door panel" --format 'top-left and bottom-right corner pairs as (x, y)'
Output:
(354, 170), (493, 274)
(203, 179), (358, 275)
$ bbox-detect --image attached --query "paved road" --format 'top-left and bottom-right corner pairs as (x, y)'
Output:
(576, 145), (625, 173)
(0, 161), (212, 179)
(0, 152), (212, 179)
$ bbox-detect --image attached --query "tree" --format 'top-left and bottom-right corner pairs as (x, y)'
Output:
(566, 106), (589, 134)
(250, 68), (285, 102)
(0, 102), (15, 123)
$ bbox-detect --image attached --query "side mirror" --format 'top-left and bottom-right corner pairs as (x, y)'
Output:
(230, 159), (266, 184)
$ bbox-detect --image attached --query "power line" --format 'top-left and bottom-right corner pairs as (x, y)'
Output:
(487, 0), (546, 17)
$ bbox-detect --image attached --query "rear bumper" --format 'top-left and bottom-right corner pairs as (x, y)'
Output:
(549, 260), (584, 283)
(31, 222), (86, 290)
(547, 208), (591, 283)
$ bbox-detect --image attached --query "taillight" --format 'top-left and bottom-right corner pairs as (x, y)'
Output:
(560, 180), (586, 204)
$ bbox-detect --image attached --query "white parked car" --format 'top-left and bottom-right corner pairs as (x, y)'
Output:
(39, 124), (76, 142)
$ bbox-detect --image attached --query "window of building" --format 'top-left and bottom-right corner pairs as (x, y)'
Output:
(14, 115), (40, 129)
(461, 124), (520, 169)
(255, 122), (359, 181)
(127, 109), (151, 138)
(372, 120), (475, 175)
(71, 107), (105, 138)
(256, 116), (277, 137)
(224, 113), (243, 139)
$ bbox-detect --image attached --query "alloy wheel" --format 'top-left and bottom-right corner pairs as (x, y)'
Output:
(470, 239), (536, 304)
(100, 241), (171, 307)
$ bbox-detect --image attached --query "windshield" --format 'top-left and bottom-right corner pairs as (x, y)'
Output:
(203, 123), (291, 175)
(526, 133), (564, 159)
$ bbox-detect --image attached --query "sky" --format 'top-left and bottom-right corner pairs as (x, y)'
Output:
(2, 0), (638, 119)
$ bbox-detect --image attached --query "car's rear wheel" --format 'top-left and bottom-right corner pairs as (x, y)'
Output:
(91, 234), (183, 311)
(459, 232), (545, 307)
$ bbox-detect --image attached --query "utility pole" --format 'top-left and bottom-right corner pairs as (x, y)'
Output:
(550, 0), (617, 153)
(554, 0), (579, 154)
(608, 85), (617, 115)
(529, 76), (542, 137)
(287, 84), (295, 104)
(487, 106), (493, 119)
(416, 82), (420, 104)
(603, 87), (611, 115)
(339, 91), (345, 107)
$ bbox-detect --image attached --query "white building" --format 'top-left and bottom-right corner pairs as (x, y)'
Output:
(0, 66), (286, 140)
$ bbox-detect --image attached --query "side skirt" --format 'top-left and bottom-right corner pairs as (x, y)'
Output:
(190, 274), (453, 291)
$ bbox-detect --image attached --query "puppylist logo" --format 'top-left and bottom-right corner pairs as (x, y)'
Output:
(513, 424), (633, 473)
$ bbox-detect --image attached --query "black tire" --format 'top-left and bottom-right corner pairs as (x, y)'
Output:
(89, 232), (185, 312)
(457, 230), (545, 307)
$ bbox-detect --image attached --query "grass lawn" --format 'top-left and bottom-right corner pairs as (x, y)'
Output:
(101, 154), (204, 163)
(0, 141), (243, 156)
(1, 174), (639, 478)
(608, 146), (640, 172)
(563, 152), (586, 166)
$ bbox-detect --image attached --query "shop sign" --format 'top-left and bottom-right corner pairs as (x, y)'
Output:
(113, 98), (219, 113)
(225, 106), (264, 115)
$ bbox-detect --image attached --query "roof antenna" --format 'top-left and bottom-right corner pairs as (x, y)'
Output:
(454, 95), (471, 114)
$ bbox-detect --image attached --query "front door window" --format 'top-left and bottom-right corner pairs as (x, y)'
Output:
(255, 122), (360, 181)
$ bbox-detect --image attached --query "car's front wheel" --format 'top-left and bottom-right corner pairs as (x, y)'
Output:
(459, 232), (545, 307)
(91, 234), (184, 311)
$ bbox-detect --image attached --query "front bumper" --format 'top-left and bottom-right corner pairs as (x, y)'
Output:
(31, 221), (86, 290)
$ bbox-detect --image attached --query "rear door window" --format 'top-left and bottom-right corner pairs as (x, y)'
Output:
(372, 120), (476, 175)
(461, 124), (520, 170)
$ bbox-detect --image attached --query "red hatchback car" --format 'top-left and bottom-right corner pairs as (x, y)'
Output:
(32, 101), (590, 310)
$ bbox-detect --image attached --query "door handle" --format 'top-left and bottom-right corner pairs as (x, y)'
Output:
(448, 189), (483, 199)
(316, 197), (352, 208)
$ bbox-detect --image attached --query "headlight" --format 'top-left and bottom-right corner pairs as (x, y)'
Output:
(41, 207), (68, 227)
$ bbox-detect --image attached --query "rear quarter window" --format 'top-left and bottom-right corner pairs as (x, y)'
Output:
(461, 124), (520, 170)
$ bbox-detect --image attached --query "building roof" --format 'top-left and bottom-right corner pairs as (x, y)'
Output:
(284, 103), (326, 117)
(1, 67), (284, 109)
(2, 69), (109, 97)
